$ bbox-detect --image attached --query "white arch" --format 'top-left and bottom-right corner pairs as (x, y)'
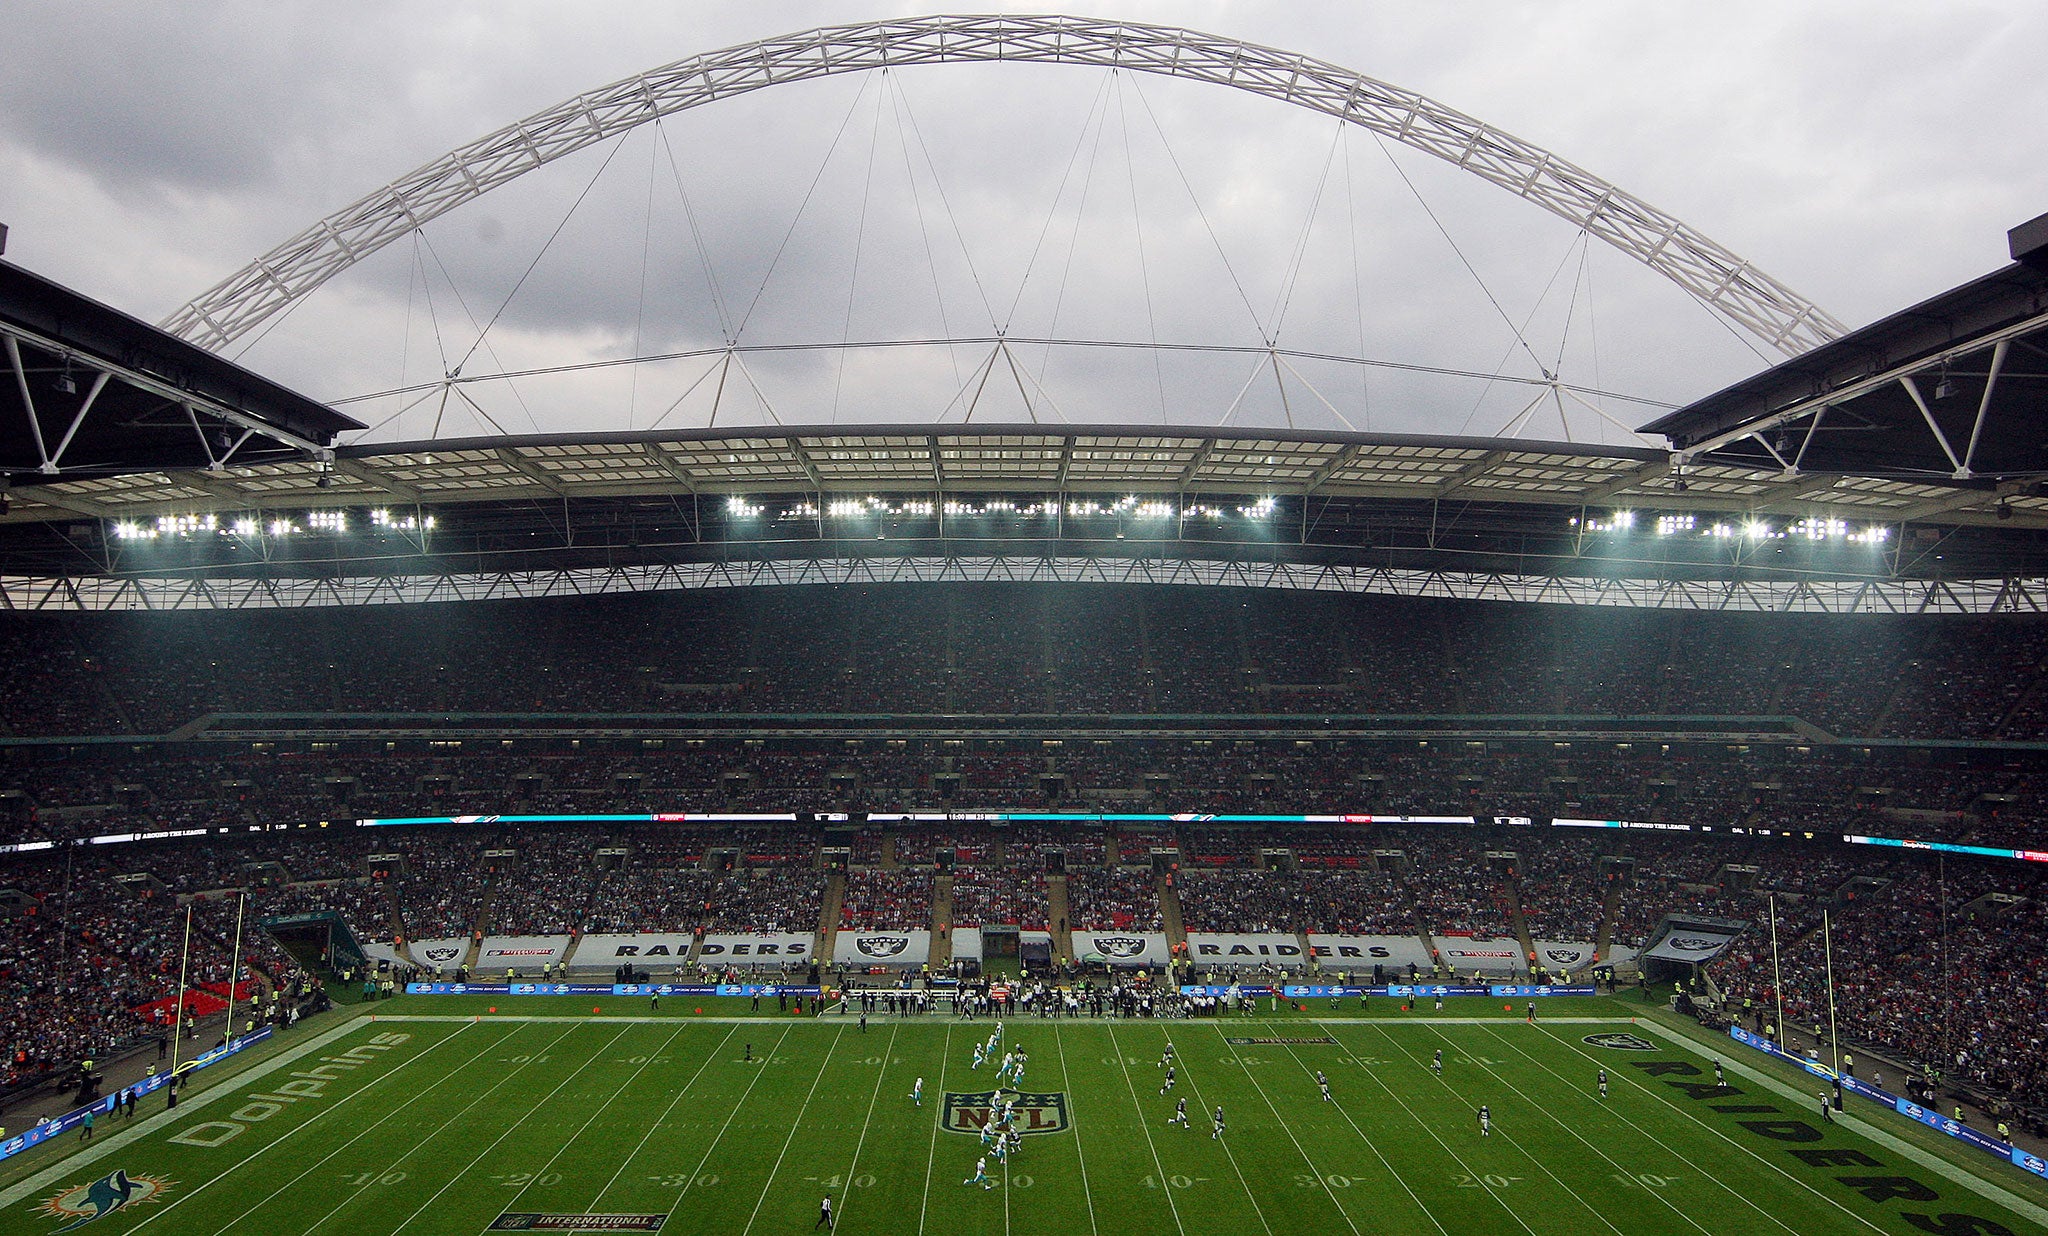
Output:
(164, 13), (1845, 359)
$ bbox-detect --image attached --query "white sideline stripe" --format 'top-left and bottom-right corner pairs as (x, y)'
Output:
(0, 1016), (380, 1210)
(1637, 1022), (2048, 1229)
(365, 1013), (1630, 1025)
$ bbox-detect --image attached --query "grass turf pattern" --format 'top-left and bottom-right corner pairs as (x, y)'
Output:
(6, 1002), (2042, 1235)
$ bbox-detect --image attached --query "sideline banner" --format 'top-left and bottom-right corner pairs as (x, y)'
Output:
(1283, 984), (1596, 998)
(576, 933), (697, 964)
(410, 937), (469, 969)
(1185, 933), (1310, 966)
(1070, 931), (1171, 966)
(1304, 935), (1433, 969)
(1532, 941), (1597, 969)
(697, 933), (812, 964)
(951, 927), (984, 961)
(833, 930), (932, 966)
(476, 936), (572, 968)
(1435, 941), (1523, 972)
(403, 982), (822, 997)
(0, 1027), (273, 1163)
(1641, 928), (1740, 964)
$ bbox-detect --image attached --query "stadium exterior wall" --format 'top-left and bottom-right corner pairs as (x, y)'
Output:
(5, 556), (2047, 615)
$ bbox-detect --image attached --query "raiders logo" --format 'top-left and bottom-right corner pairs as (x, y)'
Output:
(422, 946), (462, 964)
(1091, 936), (1147, 959)
(854, 936), (909, 958)
(1667, 936), (1723, 952)
(1544, 949), (1584, 965)
(941, 1091), (1070, 1137)
(1583, 1032), (1658, 1051)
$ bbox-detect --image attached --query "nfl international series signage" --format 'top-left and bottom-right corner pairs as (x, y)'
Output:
(477, 935), (572, 967)
(1069, 931), (1171, 966)
(941, 1091), (1070, 1137)
(1184, 932), (1310, 966)
(487, 1214), (666, 1231)
(1532, 941), (1597, 969)
(1304, 934), (1433, 969)
(832, 930), (932, 965)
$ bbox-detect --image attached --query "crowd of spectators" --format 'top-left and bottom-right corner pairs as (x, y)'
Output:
(839, 869), (934, 931)
(1065, 867), (1162, 931)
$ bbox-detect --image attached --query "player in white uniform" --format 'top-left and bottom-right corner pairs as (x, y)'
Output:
(971, 1044), (986, 1069)
(965, 1157), (994, 1189)
(912, 1077), (923, 1107)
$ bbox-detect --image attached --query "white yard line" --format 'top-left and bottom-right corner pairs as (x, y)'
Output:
(1048, 1024), (1100, 1236)
(1363, 1022), (1632, 1236)
(1268, 1036), (1453, 1236)
(1318, 1026), (1545, 1236)
(146, 1022), (554, 1236)
(653, 1024), (798, 1216)
(498, 1020), (695, 1213)
(1101, 1024), (1190, 1236)
(1207, 1028), (1365, 1236)
(1601, 1021), (2048, 1231)
(915, 1024), (954, 1236)
(1480, 1024), (1809, 1236)
(738, 1025), (848, 1236)
(832, 1022), (900, 1231)
(1130, 1025), (1276, 1236)
(0, 1015), (420, 1211)
(578, 1022), (741, 1207)
(380, 1024), (637, 1236)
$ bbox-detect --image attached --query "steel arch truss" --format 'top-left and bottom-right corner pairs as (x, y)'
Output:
(5, 555), (2037, 616)
(163, 14), (1844, 358)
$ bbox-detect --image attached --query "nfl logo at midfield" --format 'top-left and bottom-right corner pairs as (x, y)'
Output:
(942, 1091), (1071, 1137)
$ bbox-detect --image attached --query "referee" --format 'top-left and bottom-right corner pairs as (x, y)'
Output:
(816, 1194), (834, 1229)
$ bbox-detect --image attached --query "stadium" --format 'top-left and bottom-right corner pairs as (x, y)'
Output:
(1, 9), (2046, 1235)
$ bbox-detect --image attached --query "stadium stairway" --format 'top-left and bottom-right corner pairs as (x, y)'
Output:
(1594, 878), (1624, 964)
(1157, 873), (1187, 957)
(1504, 878), (1537, 974)
(930, 874), (954, 968)
(1046, 874), (1073, 962)
(817, 868), (845, 963)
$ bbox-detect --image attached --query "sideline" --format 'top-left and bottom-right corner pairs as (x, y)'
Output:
(1628, 1020), (2048, 1230)
(0, 1015), (384, 1210)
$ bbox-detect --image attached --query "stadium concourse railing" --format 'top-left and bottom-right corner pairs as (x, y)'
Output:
(0, 1028), (272, 1164)
(1728, 1026), (2048, 1183)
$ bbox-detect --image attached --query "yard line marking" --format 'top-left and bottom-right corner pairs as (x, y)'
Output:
(1319, 1026), (1545, 1236)
(1048, 1024), (1100, 1236)
(0, 1014), (437, 1211)
(1131, 1024), (1277, 1236)
(500, 1020), (697, 1213)
(1100, 1024), (1194, 1236)
(579, 1022), (742, 1207)
(1210, 1031), (1363, 1236)
(1552, 1022), (2048, 1232)
(739, 1024), (847, 1236)
(122, 1019), (507, 1235)
(653, 1024), (798, 1217)
(831, 1021), (900, 1231)
(915, 1024), (954, 1236)
(1363, 1022), (1631, 1236)
(1481, 1024), (1806, 1236)
(1269, 1035), (1453, 1236)
(381, 1024), (638, 1236)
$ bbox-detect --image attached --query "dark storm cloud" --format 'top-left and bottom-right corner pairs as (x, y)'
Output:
(4, 1), (2044, 444)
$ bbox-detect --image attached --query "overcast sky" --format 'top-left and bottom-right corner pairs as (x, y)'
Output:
(4, 1), (2044, 448)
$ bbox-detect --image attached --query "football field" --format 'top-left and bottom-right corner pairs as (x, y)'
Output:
(5, 1002), (2043, 1235)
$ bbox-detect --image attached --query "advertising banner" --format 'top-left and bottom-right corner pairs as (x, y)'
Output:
(1435, 940), (1524, 972)
(409, 937), (469, 969)
(1641, 927), (1741, 964)
(1532, 941), (1597, 969)
(1069, 931), (1171, 967)
(832, 930), (932, 966)
(1185, 933), (1310, 966)
(0, 1028), (272, 1163)
(1304, 934), (1434, 970)
(696, 933), (813, 965)
(476, 936), (572, 968)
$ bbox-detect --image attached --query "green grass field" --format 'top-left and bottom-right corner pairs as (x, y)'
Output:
(5, 999), (2044, 1235)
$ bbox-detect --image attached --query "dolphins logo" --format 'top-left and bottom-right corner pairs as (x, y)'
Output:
(37, 1169), (172, 1230)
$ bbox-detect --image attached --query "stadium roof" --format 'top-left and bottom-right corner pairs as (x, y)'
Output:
(0, 258), (361, 484)
(1646, 212), (2048, 512)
